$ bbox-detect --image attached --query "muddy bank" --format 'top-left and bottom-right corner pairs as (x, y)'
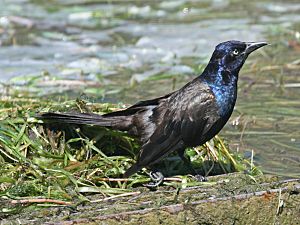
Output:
(2, 173), (299, 224)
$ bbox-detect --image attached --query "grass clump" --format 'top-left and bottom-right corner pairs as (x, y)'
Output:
(0, 96), (261, 216)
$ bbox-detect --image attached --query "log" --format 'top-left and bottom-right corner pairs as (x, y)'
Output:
(2, 174), (300, 225)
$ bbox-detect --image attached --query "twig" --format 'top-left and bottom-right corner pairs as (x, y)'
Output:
(91, 191), (141, 203)
(94, 177), (132, 182)
(0, 147), (19, 162)
(94, 177), (183, 182)
(276, 188), (284, 215)
(10, 198), (72, 205)
(163, 177), (183, 182)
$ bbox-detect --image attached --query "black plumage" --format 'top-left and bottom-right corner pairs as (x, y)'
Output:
(37, 40), (267, 183)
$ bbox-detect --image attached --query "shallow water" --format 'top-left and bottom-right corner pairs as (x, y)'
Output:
(0, 0), (299, 177)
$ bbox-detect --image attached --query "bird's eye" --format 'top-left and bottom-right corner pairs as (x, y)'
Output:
(233, 49), (239, 55)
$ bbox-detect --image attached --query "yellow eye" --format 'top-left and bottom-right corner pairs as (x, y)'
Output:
(233, 49), (239, 55)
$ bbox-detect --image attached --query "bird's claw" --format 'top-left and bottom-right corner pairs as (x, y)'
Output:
(143, 171), (164, 189)
(193, 174), (207, 182)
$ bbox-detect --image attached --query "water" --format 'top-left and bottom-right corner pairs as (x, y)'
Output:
(0, 0), (299, 177)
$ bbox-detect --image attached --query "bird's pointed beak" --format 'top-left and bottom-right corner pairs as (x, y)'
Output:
(245, 41), (268, 54)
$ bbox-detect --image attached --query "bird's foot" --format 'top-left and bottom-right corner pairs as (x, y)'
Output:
(144, 171), (164, 189)
(193, 174), (207, 182)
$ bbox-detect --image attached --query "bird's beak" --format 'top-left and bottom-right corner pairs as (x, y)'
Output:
(245, 41), (268, 54)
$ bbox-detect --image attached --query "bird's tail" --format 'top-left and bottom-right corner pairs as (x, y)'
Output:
(36, 112), (130, 130)
(38, 112), (141, 176)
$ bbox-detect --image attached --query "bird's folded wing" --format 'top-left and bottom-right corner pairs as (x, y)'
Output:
(180, 93), (218, 145)
(102, 92), (174, 118)
(136, 88), (216, 167)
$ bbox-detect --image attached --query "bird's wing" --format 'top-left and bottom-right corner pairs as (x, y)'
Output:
(128, 92), (174, 109)
(135, 82), (217, 167)
(180, 91), (219, 146)
(102, 92), (174, 118)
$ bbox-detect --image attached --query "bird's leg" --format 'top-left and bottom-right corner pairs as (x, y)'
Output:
(177, 149), (207, 182)
(143, 170), (164, 189)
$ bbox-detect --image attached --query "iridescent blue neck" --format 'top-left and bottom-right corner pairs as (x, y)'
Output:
(201, 62), (239, 117)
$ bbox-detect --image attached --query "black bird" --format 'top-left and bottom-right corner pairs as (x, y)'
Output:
(38, 40), (267, 186)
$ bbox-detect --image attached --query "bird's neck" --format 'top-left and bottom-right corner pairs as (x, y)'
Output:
(201, 61), (239, 86)
(201, 62), (239, 117)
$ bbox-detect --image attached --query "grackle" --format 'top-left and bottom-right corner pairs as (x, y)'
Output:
(37, 40), (267, 187)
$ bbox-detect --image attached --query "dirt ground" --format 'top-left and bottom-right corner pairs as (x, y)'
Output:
(2, 173), (300, 225)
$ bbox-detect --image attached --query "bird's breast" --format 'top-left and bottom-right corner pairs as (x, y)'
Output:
(209, 84), (237, 118)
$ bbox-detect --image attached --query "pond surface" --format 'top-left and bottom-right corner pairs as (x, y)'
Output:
(0, 0), (299, 177)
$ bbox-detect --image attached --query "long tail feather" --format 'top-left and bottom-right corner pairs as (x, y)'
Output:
(37, 112), (115, 127)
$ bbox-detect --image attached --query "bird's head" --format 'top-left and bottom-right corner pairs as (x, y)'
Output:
(210, 40), (268, 73)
